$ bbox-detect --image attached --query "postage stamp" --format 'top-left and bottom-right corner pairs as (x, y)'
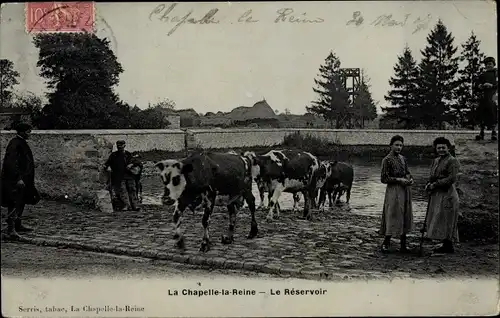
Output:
(25, 2), (95, 33)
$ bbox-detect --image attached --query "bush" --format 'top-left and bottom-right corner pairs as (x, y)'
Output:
(282, 132), (337, 156)
(458, 211), (499, 244)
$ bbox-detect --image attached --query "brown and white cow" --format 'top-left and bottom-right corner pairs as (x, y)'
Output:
(155, 151), (258, 252)
(243, 150), (330, 221)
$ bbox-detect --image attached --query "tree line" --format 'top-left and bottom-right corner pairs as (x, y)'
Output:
(381, 19), (490, 129)
(3, 20), (490, 130)
(1, 33), (173, 130)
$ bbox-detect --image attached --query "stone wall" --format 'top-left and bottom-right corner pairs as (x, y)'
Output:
(89, 129), (186, 152)
(0, 131), (112, 205)
(0, 128), (479, 208)
(0, 129), (185, 206)
(188, 128), (292, 148)
(188, 128), (478, 148)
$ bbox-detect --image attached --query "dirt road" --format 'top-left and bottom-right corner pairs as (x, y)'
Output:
(1, 242), (275, 279)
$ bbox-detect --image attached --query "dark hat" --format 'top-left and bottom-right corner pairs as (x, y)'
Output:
(484, 57), (496, 65)
(116, 140), (126, 146)
(15, 122), (33, 133)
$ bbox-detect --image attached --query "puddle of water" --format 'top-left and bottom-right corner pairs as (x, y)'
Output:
(141, 161), (431, 221)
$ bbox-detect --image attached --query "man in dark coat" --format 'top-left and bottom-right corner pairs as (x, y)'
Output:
(475, 56), (498, 141)
(1, 123), (40, 240)
(103, 140), (142, 211)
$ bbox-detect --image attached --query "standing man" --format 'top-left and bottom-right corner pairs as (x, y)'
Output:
(475, 56), (498, 141)
(103, 140), (142, 211)
(1, 123), (40, 240)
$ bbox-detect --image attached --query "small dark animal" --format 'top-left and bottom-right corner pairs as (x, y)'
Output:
(318, 161), (354, 208)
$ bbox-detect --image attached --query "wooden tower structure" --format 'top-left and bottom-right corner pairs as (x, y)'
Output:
(339, 68), (362, 128)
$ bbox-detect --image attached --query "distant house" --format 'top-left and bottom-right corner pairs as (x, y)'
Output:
(196, 99), (281, 128)
(0, 107), (31, 116)
(0, 107), (32, 130)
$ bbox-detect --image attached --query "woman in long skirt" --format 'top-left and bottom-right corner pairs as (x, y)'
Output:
(379, 135), (414, 253)
(424, 137), (461, 253)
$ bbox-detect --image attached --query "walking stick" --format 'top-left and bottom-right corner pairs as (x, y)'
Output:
(419, 192), (432, 257)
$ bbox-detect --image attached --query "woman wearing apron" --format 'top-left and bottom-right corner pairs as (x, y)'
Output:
(424, 137), (461, 253)
(379, 135), (414, 253)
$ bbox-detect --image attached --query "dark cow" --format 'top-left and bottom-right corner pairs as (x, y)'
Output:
(243, 150), (330, 221)
(186, 150), (245, 214)
(155, 151), (258, 252)
(318, 161), (354, 209)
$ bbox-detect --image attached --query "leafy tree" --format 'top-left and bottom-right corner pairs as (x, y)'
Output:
(382, 46), (421, 129)
(152, 98), (176, 110)
(307, 52), (350, 128)
(454, 32), (485, 128)
(1, 92), (44, 130)
(33, 33), (124, 129)
(417, 20), (460, 129)
(129, 103), (171, 129)
(14, 92), (44, 127)
(0, 59), (20, 105)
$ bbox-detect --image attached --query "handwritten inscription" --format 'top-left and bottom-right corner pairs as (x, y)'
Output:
(149, 4), (431, 36)
(346, 11), (432, 34)
(149, 3), (220, 36)
(149, 4), (324, 35)
(274, 8), (324, 24)
(238, 10), (259, 23)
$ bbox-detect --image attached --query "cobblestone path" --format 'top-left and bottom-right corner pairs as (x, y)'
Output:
(2, 201), (498, 280)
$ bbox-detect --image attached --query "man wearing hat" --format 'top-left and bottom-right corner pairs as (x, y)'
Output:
(1, 123), (40, 240)
(103, 140), (142, 211)
(475, 56), (498, 141)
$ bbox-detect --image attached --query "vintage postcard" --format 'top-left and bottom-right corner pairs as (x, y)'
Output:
(1, 1), (498, 317)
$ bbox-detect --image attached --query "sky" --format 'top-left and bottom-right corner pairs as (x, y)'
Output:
(0, 1), (497, 115)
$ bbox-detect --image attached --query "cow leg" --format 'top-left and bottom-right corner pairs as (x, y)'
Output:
(269, 189), (279, 213)
(332, 188), (339, 205)
(327, 189), (334, 207)
(336, 183), (344, 204)
(222, 200), (238, 244)
(266, 185), (278, 215)
(257, 183), (267, 209)
(299, 189), (313, 221)
(242, 189), (258, 239)
(346, 186), (352, 204)
(311, 189), (318, 209)
(172, 201), (187, 250)
(292, 192), (300, 212)
(266, 180), (283, 221)
(200, 191), (216, 252)
(264, 186), (273, 209)
(318, 188), (327, 211)
(336, 192), (342, 204)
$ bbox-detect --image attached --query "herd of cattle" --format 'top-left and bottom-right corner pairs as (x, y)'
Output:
(155, 149), (354, 252)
